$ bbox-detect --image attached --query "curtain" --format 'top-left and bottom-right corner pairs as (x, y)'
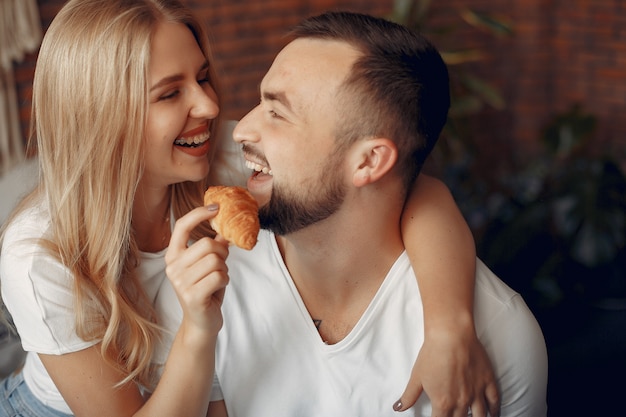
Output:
(0, 0), (42, 175)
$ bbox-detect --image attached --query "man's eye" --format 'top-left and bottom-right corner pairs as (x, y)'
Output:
(269, 110), (279, 118)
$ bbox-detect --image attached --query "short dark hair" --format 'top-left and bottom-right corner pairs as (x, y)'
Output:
(290, 11), (450, 189)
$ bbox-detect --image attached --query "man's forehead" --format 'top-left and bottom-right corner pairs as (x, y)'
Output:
(273, 38), (359, 72)
(260, 38), (360, 102)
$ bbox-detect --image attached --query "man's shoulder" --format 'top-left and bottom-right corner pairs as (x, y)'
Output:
(473, 257), (546, 359)
(474, 258), (519, 302)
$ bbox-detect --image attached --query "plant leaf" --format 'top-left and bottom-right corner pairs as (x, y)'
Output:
(441, 50), (485, 65)
(461, 75), (506, 109)
(450, 96), (484, 116)
(460, 9), (514, 36)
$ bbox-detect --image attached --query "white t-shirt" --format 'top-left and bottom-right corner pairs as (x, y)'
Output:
(0, 120), (248, 414)
(191, 230), (548, 417)
(0, 202), (169, 414)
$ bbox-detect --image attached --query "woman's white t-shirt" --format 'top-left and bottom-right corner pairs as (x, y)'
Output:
(0, 120), (248, 414)
(0, 202), (169, 414)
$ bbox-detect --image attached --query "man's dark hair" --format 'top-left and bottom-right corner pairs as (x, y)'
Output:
(290, 11), (450, 189)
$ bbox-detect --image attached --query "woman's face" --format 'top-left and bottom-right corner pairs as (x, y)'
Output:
(143, 21), (219, 189)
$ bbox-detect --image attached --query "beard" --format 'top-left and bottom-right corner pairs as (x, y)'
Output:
(259, 151), (347, 236)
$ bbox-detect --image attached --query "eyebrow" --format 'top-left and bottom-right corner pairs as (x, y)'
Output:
(262, 90), (293, 113)
(150, 61), (210, 92)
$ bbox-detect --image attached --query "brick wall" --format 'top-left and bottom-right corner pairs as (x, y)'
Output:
(424, 0), (626, 169)
(12, 0), (393, 151)
(190, 0), (394, 120)
(10, 0), (626, 164)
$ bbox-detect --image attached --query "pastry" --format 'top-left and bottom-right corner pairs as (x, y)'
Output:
(203, 186), (260, 250)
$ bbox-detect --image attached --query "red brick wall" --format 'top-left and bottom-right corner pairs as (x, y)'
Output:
(189, 0), (394, 120)
(10, 0), (626, 164)
(13, 0), (393, 150)
(424, 0), (626, 168)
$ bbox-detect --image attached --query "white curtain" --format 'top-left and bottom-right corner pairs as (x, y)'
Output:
(0, 0), (42, 175)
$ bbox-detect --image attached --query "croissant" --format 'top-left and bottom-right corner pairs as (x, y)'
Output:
(203, 186), (260, 250)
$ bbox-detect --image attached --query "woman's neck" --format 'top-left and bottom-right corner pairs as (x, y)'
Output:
(132, 185), (172, 253)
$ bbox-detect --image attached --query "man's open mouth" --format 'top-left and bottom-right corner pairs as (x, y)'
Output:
(245, 159), (272, 176)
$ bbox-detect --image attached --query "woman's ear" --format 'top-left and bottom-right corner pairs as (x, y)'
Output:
(352, 138), (398, 187)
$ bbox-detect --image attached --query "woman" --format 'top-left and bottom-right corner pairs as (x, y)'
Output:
(0, 0), (497, 416)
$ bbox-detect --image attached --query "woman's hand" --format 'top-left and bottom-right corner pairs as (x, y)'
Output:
(165, 204), (230, 340)
(41, 206), (231, 417)
(394, 323), (500, 417)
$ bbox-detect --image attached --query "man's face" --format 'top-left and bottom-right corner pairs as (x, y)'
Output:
(233, 38), (361, 235)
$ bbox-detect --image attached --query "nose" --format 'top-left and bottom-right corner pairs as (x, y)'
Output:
(189, 84), (220, 120)
(233, 104), (260, 144)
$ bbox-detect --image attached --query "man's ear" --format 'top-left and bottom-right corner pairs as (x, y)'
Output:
(352, 138), (398, 187)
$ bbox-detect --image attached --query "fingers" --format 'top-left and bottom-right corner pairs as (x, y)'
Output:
(166, 204), (228, 286)
(468, 400), (486, 417)
(176, 263), (229, 308)
(392, 345), (501, 416)
(485, 383), (501, 417)
(395, 389), (499, 417)
(166, 236), (229, 298)
(393, 365), (424, 412)
(164, 204), (232, 335)
(167, 204), (219, 257)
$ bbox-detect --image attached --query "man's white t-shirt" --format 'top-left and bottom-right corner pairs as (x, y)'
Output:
(173, 230), (547, 417)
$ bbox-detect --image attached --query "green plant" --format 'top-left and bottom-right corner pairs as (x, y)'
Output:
(476, 105), (626, 308)
(389, 2), (626, 310)
(389, 0), (513, 169)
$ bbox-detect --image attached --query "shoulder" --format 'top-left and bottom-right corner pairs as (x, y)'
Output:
(1, 202), (55, 285)
(2, 201), (52, 261)
(1, 201), (70, 303)
(474, 259), (545, 346)
(474, 259), (548, 414)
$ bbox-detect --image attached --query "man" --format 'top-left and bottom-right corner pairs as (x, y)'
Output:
(207, 11), (547, 417)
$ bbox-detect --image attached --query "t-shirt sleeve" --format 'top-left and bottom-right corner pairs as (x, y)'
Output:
(476, 290), (548, 416)
(1, 218), (97, 355)
(472, 259), (548, 416)
(490, 294), (548, 416)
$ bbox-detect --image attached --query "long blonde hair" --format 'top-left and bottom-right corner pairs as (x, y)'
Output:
(7, 0), (219, 388)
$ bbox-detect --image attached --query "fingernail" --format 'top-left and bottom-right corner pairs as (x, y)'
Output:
(393, 400), (403, 411)
(206, 203), (219, 211)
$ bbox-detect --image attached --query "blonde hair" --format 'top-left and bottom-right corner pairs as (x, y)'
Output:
(6, 0), (219, 388)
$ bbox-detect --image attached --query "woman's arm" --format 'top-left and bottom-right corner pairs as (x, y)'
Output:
(41, 206), (228, 417)
(207, 400), (229, 417)
(394, 174), (500, 416)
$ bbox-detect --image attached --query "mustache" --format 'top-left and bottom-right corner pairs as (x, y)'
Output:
(241, 144), (269, 166)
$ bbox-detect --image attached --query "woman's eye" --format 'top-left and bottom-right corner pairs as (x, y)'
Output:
(159, 90), (179, 101)
(198, 69), (211, 85)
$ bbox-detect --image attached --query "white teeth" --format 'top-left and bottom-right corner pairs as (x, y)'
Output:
(245, 159), (272, 175)
(174, 130), (210, 146)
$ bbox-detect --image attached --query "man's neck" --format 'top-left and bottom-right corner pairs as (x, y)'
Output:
(274, 205), (404, 344)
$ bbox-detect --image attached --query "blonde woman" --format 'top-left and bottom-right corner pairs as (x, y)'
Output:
(0, 0), (497, 416)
